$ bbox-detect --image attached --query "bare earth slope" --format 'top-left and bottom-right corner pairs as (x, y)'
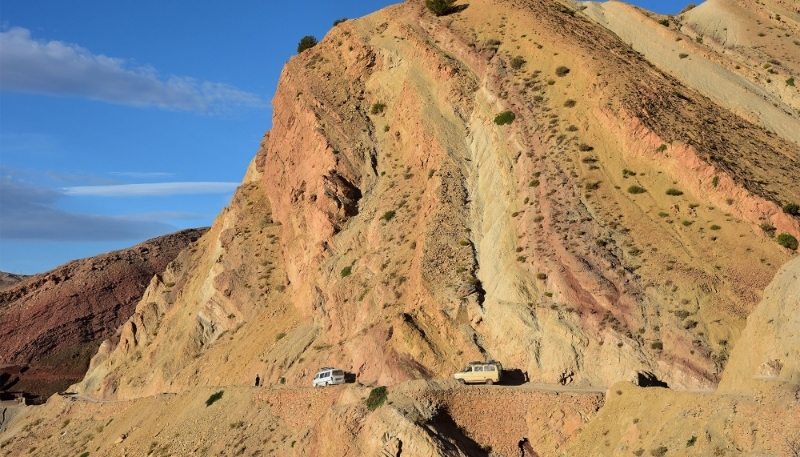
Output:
(0, 228), (207, 400)
(2, 0), (800, 455)
(582, 0), (800, 145)
(561, 256), (800, 456)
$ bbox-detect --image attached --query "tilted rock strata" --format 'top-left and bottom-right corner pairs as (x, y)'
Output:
(77, 0), (800, 403)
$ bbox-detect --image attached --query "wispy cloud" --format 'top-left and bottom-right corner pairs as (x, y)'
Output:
(0, 27), (266, 113)
(110, 172), (174, 180)
(62, 182), (239, 197)
(0, 177), (177, 242)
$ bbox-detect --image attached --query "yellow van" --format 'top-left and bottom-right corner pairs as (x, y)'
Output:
(454, 361), (503, 385)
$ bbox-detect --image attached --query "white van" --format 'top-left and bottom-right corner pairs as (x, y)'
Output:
(312, 367), (345, 387)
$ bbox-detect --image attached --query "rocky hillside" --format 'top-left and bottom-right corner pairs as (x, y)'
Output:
(0, 228), (207, 400)
(75, 0), (800, 401)
(2, 0), (799, 455)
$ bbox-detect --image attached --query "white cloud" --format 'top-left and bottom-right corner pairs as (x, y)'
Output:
(62, 182), (240, 197)
(109, 172), (174, 179)
(0, 177), (178, 241)
(0, 27), (266, 113)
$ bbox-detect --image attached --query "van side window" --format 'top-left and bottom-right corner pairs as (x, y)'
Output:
(474, 366), (483, 372)
(486, 365), (495, 371)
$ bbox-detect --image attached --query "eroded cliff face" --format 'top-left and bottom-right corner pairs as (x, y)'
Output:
(76, 0), (800, 402)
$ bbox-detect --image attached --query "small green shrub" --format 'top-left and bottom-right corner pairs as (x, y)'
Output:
(365, 386), (388, 411)
(679, 53), (689, 59)
(371, 102), (387, 115)
(628, 186), (647, 194)
(341, 266), (352, 277)
(665, 188), (683, 196)
(578, 143), (594, 152)
(517, 256), (526, 262)
(481, 444), (493, 452)
(276, 332), (286, 341)
(529, 179), (540, 187)
(79, 453), (90, 457)
(494, 110), (516, 125)
(682, 220), (693, 226)
(634, 450), (645, 457)
(712, 176), (719, 187)
(651, 341), (663, 350)
(563, 99), (576, 108)
(381, 210), (396, 221)
(425, 0), (456, 16)
(687, 436), (697, 447)
(657, 144), (668, 152)
(650, 446), (668, 457)
(658, 19), (670, 27)
(783, 202), (799, 215)
(333, 18), (348, 26)
(695, 35), (703, 43)
(297, 36), (318, 53)
(710, 225), (721, 230)
(788, 77), (796, 87)
(536, 273), (547, 280)
(777, 233), (799, 250)
(658, 212), (669, 218)
(510, 56), (526, 70)
(555, 66), (570, 77)
(206, 390), (224, 407)
(280, 377), (286, 384)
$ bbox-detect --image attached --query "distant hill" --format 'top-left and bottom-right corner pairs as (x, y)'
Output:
(0, 272), (28, 290)
(0, 227), (208, 402)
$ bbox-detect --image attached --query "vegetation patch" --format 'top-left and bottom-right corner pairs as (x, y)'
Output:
(381, 210), (396, 221)
(341, 266), (352, 278)
(712, 176), (719, 187)
(206, 390), (224, 407)
(333, 18), (348, 26)
(650, 447), (668, 457)
(425, 0), (456, 16)
(783, 202), (799, 215)
(371, 102), (387, 115)
(555, 66), (570, 77)
(510, 56), (526, 70)
(777, 233), (799, 250)
(563, 99), (576, 108)
(666, 188), (684, 196)
(365, 386), (388, 411)
(494, 110), (516, 125)
(297, 36), (318, 53)
(627, 186), (647, 194)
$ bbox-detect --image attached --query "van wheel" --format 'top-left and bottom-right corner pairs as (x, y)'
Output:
(485, 379), (493, 385)
(459, 379), (466, 385)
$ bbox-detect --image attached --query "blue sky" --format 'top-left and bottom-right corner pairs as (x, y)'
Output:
(0, 0), (700, 274)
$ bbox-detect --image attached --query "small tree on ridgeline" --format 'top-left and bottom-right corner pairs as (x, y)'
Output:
(426, 0), (457, 16)
(297, 35), (318, 53)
